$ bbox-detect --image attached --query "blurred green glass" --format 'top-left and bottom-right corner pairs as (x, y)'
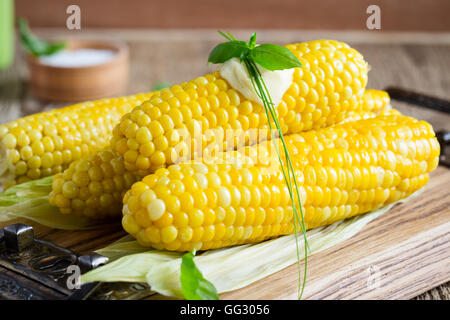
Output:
(0, 0), (14, 70)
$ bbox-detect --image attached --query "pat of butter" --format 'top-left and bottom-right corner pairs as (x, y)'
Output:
(219, 57), (294, 108)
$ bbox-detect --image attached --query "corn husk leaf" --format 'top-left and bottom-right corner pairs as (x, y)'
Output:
(95, 235), (150, 261)
(0, 176), (115, 230)
(81, 190), (421, 298)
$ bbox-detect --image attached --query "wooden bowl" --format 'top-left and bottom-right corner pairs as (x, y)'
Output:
(28, 40), (129, 102)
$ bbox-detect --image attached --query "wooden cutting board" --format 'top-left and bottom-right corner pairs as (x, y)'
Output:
(2, 166), (448, 300)
(1, 29), (449, 299)
(221, 166), (450, 300)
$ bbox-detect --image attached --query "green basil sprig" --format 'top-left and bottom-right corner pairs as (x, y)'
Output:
(18, 18), (66, 57)
(208, 31), (309, 300)
(180, 252), (219, 300)
(179, 31), (308, 301)
(208, 32), (301, 71)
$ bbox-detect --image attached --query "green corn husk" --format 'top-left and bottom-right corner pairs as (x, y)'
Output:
(0, 176), (112, 230)
(81, 190), (422, 299)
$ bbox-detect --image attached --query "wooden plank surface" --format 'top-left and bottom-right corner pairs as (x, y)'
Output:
(15, 0), (450, 31)
(2, 30), (450, 129)
(0, 30), (449, 299)
(221, 166), (450, 300)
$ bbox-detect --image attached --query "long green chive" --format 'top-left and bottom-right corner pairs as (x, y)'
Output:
(206, 31), (309, 299)
(241, 55), (309, 299)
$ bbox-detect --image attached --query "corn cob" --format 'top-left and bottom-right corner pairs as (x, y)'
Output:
(47, 89), (389, 219)
(121, 114), (440, 251)
(341, 89), (391, 122)
(0, 93), (153, 189)
(48, 148), (139, 218)
(111, 40), (372, 175)
(360, 89), (391, 113)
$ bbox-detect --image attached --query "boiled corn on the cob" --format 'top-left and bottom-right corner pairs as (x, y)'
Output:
(360, 89), (391, 113)
(0, 93), (153, 189)
(49, 149), (139, 218)
(342, 89), (391, 122)
(122, 113), (440, 251)
(48, 89), (390, 219)
(111, 40), (372, 175)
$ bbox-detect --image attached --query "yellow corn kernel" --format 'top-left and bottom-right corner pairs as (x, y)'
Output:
(124, 113), (439, 251)
(0, 92), (154, 189)
(111, 41), (391, 177)
(49, 148), (140, 219)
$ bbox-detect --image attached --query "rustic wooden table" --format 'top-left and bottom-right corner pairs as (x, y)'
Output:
(0, 29), (449, 300)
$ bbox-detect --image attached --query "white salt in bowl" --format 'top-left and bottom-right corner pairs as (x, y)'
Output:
(28, 40), (129, 102)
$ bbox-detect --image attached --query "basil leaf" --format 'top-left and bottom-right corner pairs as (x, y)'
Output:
(18, 18), (66, 57)
(226, 31), (237, 41)
(249, 43), (302, 71)
(217, 30), (233, 41)
(41, 42), (66, 56)
(208, 41), (249, 64)
(249, 32), (257, 49)
(151, 82), (171, 91)
(180, 252), (219, 300)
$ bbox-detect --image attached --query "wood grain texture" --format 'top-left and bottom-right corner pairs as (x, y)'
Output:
(15, 0), (450, 31)
(220, 166), (450, 299)
(0, 30), (449, 299)
(3, 30), (450, 125)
